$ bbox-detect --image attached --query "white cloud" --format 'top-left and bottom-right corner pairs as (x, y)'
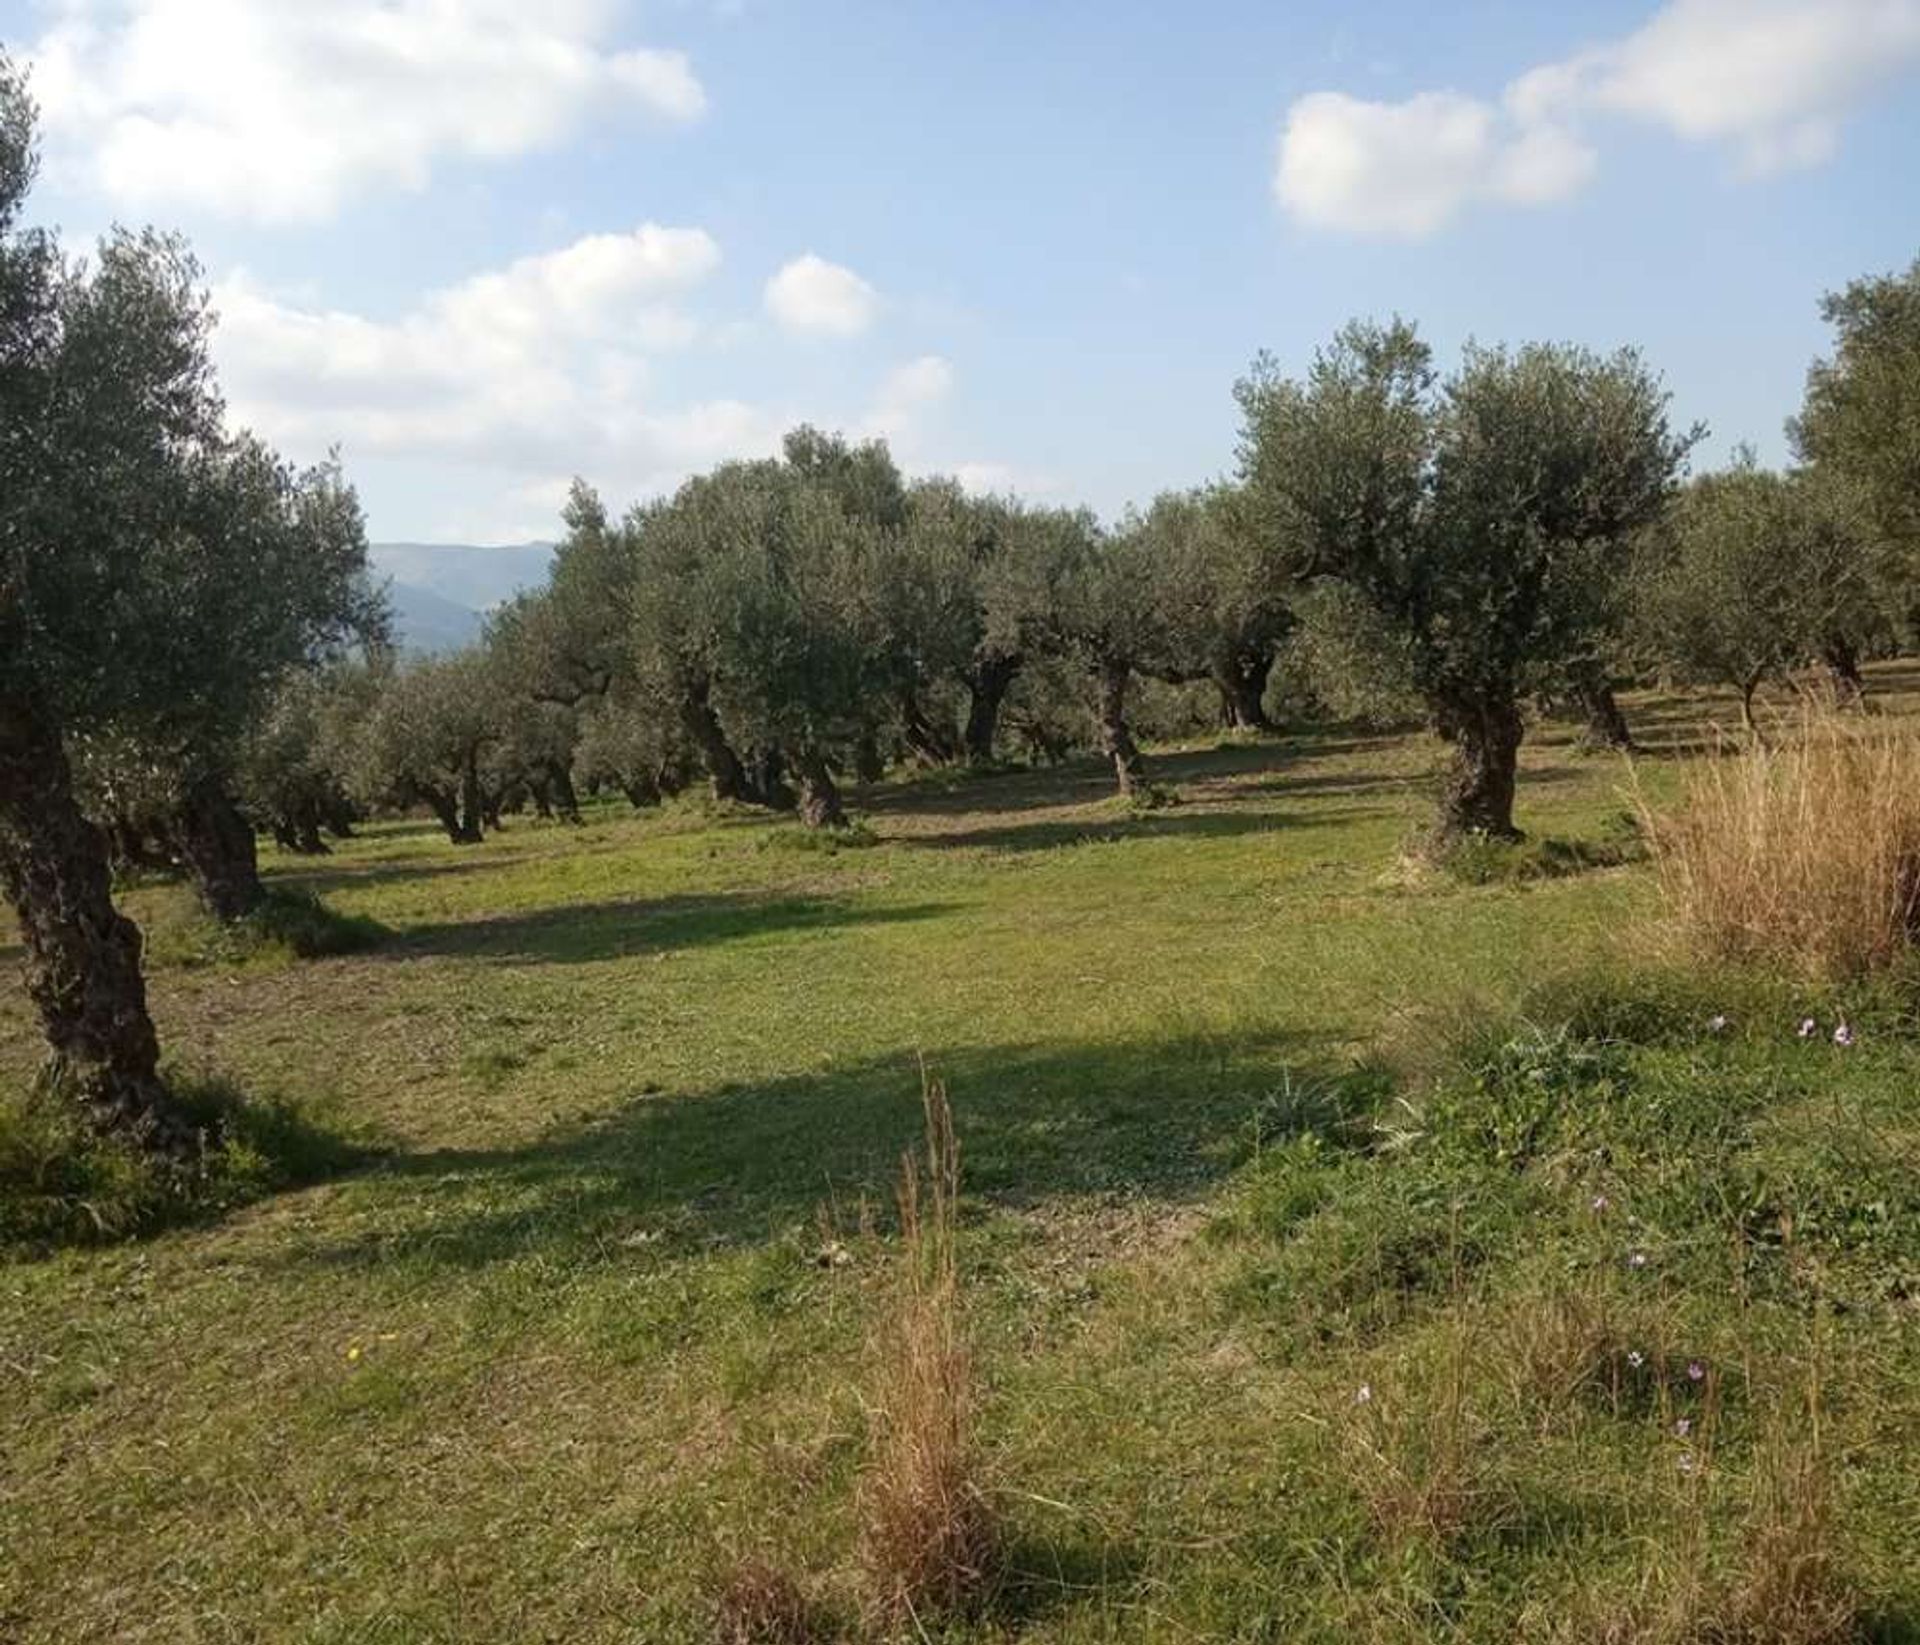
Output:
(211, 223), (738, 479)
(1553, 0), (1920, 175)
(209, 233), (1005, 536)
(25, 0), (707, 222)
(1275, 90), (1594, 236)
(1275, 0), (1920, 236)
(764, 253), (879, 338)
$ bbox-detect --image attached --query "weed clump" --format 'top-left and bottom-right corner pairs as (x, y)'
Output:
(1645, 713), (1920, 977)
(857, 1070), (994, 1628)
(144, 886), (385, 968)
(758, 820), (880, 855)
(0, 1073), (360, 1247)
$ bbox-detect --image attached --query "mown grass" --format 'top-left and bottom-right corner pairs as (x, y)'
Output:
(0, 676), (1916, 1641)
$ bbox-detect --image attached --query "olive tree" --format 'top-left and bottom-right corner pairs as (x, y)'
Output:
(1795, 257), (1920, 570)
(1237, 320), (1694, 842)
(1129, 485), (1293, 730)
(349, 651), (502, 844)
(0, 64), (377, 1144)
(664, 455), (881, 827)
(1638, 459), (1885, 736)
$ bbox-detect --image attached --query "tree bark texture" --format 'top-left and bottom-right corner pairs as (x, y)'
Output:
(1434, 695), (1524, 841)
(0, 697), (188, 1149)
(171, 773), (265, 921)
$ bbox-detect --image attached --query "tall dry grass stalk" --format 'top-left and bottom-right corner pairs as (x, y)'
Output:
(1643, 711), (1920, 977)
(856, 1069), (993, 1628)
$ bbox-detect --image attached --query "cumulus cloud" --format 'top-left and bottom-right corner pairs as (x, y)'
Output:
(1276, 91), (1594, 236)
(1275, 0), (1920, 236)
(764, 253), (879, 338)
(211, 223), (736, 480)
(210, 233), (999, 536)
(25, 0), (707, 222)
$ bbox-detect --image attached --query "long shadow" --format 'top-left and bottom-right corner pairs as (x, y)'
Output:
(270, 852), (514, 898)
(864, 737), (1337, 823)
(904, 804), (1387, 855)
(284, 1027), (1377, 1275)
(376, 891), (955, 966)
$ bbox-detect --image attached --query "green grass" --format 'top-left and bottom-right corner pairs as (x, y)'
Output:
(1, 678), (1916, 1641)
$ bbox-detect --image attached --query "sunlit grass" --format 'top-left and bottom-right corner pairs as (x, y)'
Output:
(1, 676), (1915, 1640)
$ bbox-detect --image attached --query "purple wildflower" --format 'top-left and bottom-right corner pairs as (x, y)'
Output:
(1591, 1193), (1611, 1214)
(1687, 1360), (1706, 1382)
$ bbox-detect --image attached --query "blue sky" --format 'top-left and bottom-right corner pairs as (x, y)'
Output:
(6, 0), (1917, 542)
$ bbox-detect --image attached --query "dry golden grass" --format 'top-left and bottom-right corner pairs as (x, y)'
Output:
(1644, 711), (1920, 978)
(856, 1070), (994, 1630)
(708, 1558), (819, 1645)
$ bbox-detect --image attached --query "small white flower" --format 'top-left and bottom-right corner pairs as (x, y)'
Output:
(1354, 1383), (1373, 1405)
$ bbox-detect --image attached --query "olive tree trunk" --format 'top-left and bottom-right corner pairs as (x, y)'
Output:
(1095, 658), (1146, 797)
(544, 759), (583, 824)
(1433, 695), (1524, 842)
(456, 749), (486, 843)
(0, 699), (189, 1149)
(793, 747), (848, 830)
(171, 773), (265, 921)
(679, 681), (756, 805)
(1572, 666), (1633, 751)
(962, 653), (1019, 764)
(901, 687), (959, 767)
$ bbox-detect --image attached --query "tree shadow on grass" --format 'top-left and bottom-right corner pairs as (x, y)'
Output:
(269, 852), (513, 899)
(901, 804), (1389, 855)
(864, 739), (1332, 823)
(281, 1025), (1380, 1276)
(373, 891), (956, 966)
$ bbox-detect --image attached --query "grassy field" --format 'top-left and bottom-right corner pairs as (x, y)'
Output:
(3, 682), (1917, 1642)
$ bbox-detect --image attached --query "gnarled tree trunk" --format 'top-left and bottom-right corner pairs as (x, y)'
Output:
(1571, 664), (1633, 751)
(0, 698), (189, 1150)
(171, 773), (265, 921)
(1434, 694), (1524, 842)
(544, 759), (582, 824)
(900, 686), (958, 767)
(679, 680), (756, 805)
(793, 746), (847, 829)
(1095, 658), (1146, 797)
(749, 747), (797, 812)
(962, 653), (1019, 764)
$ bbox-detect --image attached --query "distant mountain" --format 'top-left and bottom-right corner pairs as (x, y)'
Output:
(386, 581), (486, 654)
(370, 541), (555, 615)
(369, 541), (556, 655)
